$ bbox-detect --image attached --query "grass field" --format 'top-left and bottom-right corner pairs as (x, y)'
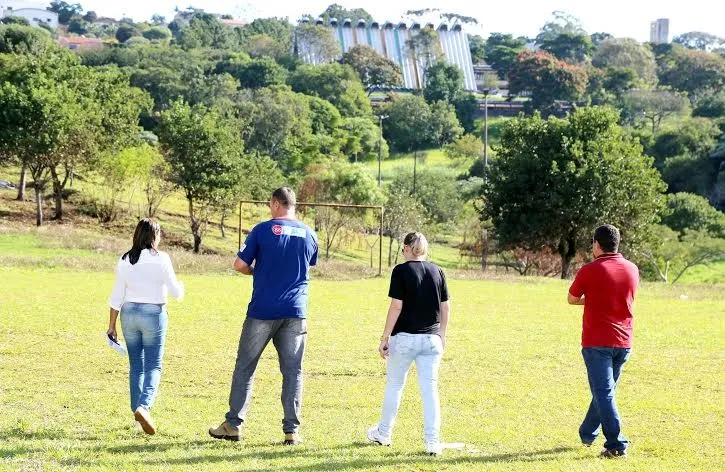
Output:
(1, 258), (723, 470)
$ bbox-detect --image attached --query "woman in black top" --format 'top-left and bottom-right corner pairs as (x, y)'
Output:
(367, 232), (451, 456)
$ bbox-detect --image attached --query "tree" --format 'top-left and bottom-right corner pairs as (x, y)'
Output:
(176, 13), (236, 50)
(151, 14), (166, 26)
(289, 63), (371, 117)
(383, 94), (432, 152)
(536, 11), (586, 44)
(661, 193), (725, 236)
(423, 62), (464, 103)
(341, 45), (402, 93)
(642, 226), (725, 283)
(82, 11), (97, 23)
(694, 90), (725, 118)
(390, 167), (461, 224)
(651, 117), (720, 166)
(469, 34), (486, 64)
(657, 46), (725, 100)
(429, 100), (463, 146)
(115, 24), (138, 43)
(67, 15), (88, 35)
(454, 93), (478, 134)
(96, 144), (160, 222)
(294, 24), (340, 63)
(483, 107), (667, 278)
(406, 28), (442, 73)
(540, 32), (594, 63)
(590, 32), (613, 47)
(300, 160), (381, 258)
(621, 89), (690, 134)
(592, 38), (658, 87)
(484, 33), (526, 79)
(47, 1), (83, 25)
(218, 56), (287, 89)
(157, 101), (245, 253)
(508, 51), (588, 114)
(673, 31), (725, 51)
(340, 117), (389, 162)
(444, 134), (484, 161)
(240, 17), (294, 52)
(0, 51), (151, 224)
(319, 4), (373, 23)
(383, 187), (427, 266)
(1, 16), (30, 26)
(142, 27), (171, 42)
(242, 34), (285, 58)
(236, 87), (318, 172)
(0, 25), (54, 55)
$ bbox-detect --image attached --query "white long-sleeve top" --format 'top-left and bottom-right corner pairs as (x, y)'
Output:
(109, 249), (184, 311)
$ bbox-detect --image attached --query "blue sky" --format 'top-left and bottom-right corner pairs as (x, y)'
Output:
(12, 0), (725, 41)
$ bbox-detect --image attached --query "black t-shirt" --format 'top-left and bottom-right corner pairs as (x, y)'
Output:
(388, 260), (449, 336)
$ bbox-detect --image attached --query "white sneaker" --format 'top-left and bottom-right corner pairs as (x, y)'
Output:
(426, 442), (443, 456)
(367, 425), (391, 446)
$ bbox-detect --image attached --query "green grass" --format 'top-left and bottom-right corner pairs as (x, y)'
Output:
(1, 265), (723, 471)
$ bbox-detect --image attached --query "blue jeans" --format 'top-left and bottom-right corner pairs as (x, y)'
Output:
(377, 333), (443, 444)
(580, 347), (631, 451)
(226, 317), (307, 433)
(120, 302), (168, 413)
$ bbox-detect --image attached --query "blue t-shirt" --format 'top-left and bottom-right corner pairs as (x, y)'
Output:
(238, 219), (318, 320)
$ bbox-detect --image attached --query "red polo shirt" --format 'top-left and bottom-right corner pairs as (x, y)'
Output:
(569, 253), (640, 348)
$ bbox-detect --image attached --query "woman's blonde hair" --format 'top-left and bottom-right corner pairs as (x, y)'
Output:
(403, 232), (428, 257)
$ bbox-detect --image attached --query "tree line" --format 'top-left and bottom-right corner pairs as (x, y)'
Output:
(0, 4), (722, 281)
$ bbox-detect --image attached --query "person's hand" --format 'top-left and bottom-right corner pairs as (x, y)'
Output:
(378, 339), (389, 359)
(438, 332), (446, 350)
(107, 326), (117, 342)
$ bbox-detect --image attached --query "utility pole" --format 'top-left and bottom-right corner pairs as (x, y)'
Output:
(483, 88), (489, 182)
(377, 115), (388, 188)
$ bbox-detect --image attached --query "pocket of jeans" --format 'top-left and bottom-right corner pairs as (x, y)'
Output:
(390, 335), (415, 356)
(429, 335), (443, 354)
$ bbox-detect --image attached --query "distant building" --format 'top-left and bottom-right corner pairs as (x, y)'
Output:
(0, 2), (58, 28)
(220, 18), (247, 27)
(297, 18), (477, 91)
(58, 36), (104, 51)
(650, 18), (669, 43)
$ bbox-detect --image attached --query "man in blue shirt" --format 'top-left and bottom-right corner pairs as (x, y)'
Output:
(209, 187), (318, 445)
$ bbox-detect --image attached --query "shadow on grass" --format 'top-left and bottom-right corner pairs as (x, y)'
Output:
(50, 444), (577, 469)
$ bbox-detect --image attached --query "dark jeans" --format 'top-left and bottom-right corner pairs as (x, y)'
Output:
(225, 317), (307, 433)
(580, 347), (631, 451)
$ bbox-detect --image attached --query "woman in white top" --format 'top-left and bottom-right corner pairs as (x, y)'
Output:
(107, 218), (184, 435)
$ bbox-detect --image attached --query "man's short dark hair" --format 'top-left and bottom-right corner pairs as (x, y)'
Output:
(593, 224), (620, 253)
(272, 187), (296, 208)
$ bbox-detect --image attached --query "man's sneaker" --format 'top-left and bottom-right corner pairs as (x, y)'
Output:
(134, 407), (156, 435)
(208, 421), (242, 442)
(600, 448), (627, 459)
(425, 442), (443, 456)
(366, 425), (391, 446)
(283, 433), (303, 445)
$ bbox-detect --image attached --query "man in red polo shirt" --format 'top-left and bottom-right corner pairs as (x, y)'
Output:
(568, 224), (639, 459)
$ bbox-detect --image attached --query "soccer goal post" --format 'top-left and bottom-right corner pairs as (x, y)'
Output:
(237, 200), (385, 276)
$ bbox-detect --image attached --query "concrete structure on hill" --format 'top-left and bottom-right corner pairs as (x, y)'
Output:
(0, 1), (58, 28)
(650, 18), (670, 43)
(297, 18), (477, 91)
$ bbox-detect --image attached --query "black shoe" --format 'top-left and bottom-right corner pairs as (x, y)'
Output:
(600, 448), (627, 458)
(284, 433), (302, 445)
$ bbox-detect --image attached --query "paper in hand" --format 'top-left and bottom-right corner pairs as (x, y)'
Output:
(106, 333), (127, 356)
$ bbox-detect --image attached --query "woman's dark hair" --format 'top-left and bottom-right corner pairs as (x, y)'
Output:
(123, 218), (161, 265)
